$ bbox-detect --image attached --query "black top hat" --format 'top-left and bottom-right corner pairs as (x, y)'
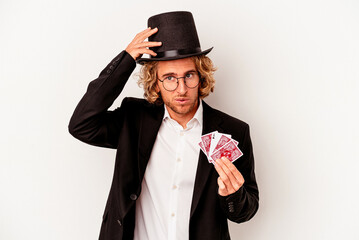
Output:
(136, 11), (213, 65)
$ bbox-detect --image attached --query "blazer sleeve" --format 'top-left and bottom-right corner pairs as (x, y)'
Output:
(218, 124), (259, 223)
(68, 50), (136, 148)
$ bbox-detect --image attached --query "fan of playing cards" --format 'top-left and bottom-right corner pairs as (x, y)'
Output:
(199, 131), (243, 164)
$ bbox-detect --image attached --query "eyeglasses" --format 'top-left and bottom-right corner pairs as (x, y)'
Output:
(157, 72), (200, 91)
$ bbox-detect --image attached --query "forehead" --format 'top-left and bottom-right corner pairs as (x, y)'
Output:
(157, 58), (196, 75)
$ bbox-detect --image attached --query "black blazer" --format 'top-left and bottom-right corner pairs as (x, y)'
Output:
(69, 51), (259, 240)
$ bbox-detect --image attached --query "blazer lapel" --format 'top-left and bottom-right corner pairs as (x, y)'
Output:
(137, 104), (164, 180)
(190, 101), (223, 217)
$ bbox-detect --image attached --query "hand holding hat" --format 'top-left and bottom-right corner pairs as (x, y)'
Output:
(125, 27), (162, 60)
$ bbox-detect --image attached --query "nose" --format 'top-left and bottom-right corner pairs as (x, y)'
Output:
(176, 78), (188, 94)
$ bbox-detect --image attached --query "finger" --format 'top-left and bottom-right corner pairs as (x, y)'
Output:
(132, 27), (152, 42)
(143, 49), (157, 57)
(217, 158), (242, 191)
(217, 177), (227, 196)
(214, 159), (235, 192)
(135, 27), (158, 43)
(126, 41), (161, 53)
(142, 27), (159, 39)
(134, 48), (157, 57)
(216, 158), (241, 191)
(135, 41), (162, 48)
(139, 27), (152, 35)
(221, 157), (244, 186)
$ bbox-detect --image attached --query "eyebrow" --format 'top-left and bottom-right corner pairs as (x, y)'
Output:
(160, 69), (197, 78)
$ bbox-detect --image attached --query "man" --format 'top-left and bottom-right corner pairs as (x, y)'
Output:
(69, 11), (258, 240)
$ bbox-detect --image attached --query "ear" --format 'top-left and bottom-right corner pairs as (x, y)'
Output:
(155, 81), (160, 93)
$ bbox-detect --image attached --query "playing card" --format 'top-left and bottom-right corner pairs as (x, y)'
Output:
(212, 134), (232, 153)
(199, 131), (242, 165)
(201, 131), (217, 156)
(209, 133), (235, 161)
(208, 131), (220, 157)
(198, 141), (207, 157)
(210, 140), (243, 163)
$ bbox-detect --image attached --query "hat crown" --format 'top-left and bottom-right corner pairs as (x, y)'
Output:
(147, 11), (201, 53)
(137, 11), (213, 64)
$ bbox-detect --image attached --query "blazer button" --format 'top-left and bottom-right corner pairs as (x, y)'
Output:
(130, 194), (137, 201)
(117, 220), (122, 226)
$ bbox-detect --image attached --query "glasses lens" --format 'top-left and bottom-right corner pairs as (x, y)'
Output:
(185, 78), (199, 88)
(185, 73), (199, 88)
(163, 79), (178, 91)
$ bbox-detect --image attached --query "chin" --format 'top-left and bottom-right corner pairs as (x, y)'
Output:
(173, 106), (191, 115)
(165, 98), (198, 116)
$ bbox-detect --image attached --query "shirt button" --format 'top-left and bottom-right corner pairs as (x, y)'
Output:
(171, 213), (175, 217)
(172, 185), (177, 189)
(130, 194), (137, 200)
(177, 158), (181, 162)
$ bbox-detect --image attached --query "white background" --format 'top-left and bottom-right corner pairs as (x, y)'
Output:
(1, 0), (358, 239)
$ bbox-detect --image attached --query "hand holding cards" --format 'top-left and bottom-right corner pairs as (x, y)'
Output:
(198, 131), (243, 164)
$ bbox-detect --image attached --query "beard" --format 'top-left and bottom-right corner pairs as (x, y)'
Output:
(164, 96), (199, 116)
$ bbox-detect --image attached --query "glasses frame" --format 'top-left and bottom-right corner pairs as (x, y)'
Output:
(157, 72), (201, 92)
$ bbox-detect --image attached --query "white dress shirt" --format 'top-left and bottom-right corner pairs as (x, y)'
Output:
(133, 100), (203, 240)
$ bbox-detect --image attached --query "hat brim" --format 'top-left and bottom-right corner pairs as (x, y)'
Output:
(136, 47), (213, 65)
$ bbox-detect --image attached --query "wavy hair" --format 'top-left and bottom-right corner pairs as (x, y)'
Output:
(137, 55), (217, 104)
